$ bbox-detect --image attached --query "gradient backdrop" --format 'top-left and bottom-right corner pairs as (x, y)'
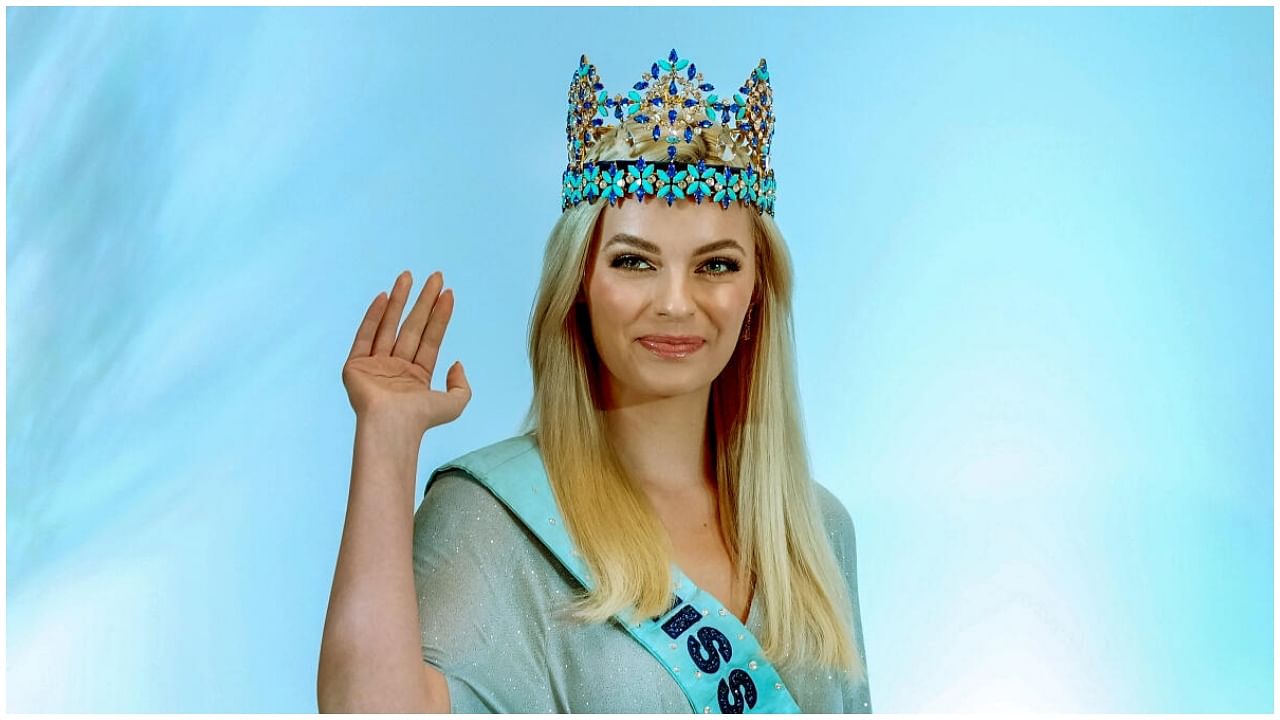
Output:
(6, 5), (1273, 713)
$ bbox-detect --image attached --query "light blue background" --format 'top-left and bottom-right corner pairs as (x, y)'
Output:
(7, 5), (1272, 713)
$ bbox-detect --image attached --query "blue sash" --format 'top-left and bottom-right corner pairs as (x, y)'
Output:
(425, 433), (802, 714)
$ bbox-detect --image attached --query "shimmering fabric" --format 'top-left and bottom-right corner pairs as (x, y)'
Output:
(412, 469), (873, 713)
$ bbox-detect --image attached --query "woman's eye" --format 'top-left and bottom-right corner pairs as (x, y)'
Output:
(611, 254), (652, 272)
(609, 255), (741, 275)
(703, 257), (741, 275)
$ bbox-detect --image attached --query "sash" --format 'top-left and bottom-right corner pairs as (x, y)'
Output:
(425, 433), (802, 714)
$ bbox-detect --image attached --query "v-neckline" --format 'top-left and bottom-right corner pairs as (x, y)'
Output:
(672, 565), (759, 626)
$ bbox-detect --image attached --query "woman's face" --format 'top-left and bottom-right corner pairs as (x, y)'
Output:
(582, 196), (758, 403)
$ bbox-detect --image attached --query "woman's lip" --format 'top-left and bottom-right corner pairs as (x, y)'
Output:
(638, 338), (705, 358)
(638, 336), (704, 346)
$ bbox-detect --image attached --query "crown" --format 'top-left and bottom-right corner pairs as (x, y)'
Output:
(562, 48), (777, 217)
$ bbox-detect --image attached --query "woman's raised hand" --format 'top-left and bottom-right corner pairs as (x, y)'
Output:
(342, 270), (472, 436)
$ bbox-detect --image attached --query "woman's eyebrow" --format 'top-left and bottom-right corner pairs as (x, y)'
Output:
(604, 233), (745, 255)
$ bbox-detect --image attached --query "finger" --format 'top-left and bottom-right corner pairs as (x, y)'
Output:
(413, 285), (455, 380)
(347, 291), (388, 361)
(439, 360), (473, 419)
(371, 270), (412, 356)
(393, 270), (444, 362)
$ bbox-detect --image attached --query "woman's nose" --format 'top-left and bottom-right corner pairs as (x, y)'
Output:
(655, 273), (695, 316)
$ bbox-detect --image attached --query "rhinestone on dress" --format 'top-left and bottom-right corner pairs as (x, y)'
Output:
(748, 660), (758, 670)
(718, 608), (727, 616)
(774, 682), (783, 690)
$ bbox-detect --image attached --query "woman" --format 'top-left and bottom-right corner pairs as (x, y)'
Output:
(318, 50), (871, 714)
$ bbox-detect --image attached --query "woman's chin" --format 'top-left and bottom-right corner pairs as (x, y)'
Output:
(627, 367), (714, 398)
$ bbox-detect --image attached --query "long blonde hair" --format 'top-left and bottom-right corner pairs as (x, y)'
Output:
(517, 120), (864, 679)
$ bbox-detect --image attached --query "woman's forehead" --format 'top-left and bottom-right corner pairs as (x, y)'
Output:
(597, 199), (755, 251)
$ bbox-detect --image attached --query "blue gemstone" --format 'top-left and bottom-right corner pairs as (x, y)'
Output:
(683, 127), (692, 142)
(651, 97), (663, 107)
(683, 98), (697, 107)
(699, 83), (714, 92)
(635, 115), (649, 123)
(667, 146), (676, 159)
(593, 82), (603, 90)
(651, 62), (660, 78)
(634, 81), (649, 90)
(668, 79), (677, 95)
(687, 64), (696, 80)
(636, 157), (645, 168)
(652, 125), (661, 140)
(591, 118), (602, 126)
(668, 48), (678, 62)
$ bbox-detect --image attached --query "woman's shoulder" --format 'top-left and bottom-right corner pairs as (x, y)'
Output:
(432, 432), (540, 478)
(810, 480), (859, 566)
(415, 432), (546, 548)
(414, 466), (529, 551)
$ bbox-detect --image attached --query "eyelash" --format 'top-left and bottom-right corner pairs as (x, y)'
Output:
(609, 254), (742, 275)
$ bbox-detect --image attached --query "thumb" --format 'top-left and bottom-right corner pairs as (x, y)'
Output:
(445, 360), (472, 401)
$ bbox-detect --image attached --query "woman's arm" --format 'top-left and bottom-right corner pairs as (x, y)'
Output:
(316, 414), (449, 713)
(318, 269), (470, 712)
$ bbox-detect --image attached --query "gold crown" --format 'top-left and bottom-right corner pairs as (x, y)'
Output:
(562, 49), (777, 216)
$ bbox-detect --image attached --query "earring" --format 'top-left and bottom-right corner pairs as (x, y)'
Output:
(741, 306), (754, 340)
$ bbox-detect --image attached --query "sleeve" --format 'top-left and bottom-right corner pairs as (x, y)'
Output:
(411, 469), (544, 713)
(813, 482), (874, 713)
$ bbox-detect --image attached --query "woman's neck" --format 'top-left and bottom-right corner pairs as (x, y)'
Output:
(602, 383), (715, 498)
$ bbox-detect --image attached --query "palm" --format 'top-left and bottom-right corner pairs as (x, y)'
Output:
(342, 270), (472, 436)
(346, 354), (431, 397)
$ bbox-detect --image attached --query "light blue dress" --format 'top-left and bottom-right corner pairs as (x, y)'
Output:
(411, 435), (873, 713)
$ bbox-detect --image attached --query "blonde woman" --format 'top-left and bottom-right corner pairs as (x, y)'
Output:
(318, 50), (871, 714)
